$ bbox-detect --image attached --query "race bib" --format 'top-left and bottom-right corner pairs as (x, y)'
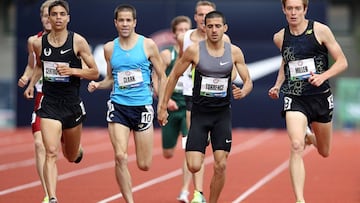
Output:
(117, 69), (143, 89)
(43, 61), (70, 82)
(200, 76), (228, 97)
(288, 58), (316, 80)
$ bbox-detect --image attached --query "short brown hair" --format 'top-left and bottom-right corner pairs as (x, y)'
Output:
(49, 0), (70, 15)
(40, 0), (55, 17)
(195, 0), (216, 13)
(171, 16), (192, 33)
(113, 4), (137, 20)
(281, 0), (309, 9)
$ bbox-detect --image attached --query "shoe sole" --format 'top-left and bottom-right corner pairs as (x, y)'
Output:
(74, 148), (83, 164)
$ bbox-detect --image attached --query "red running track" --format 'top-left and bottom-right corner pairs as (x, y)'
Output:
(0, 128), (359, 203)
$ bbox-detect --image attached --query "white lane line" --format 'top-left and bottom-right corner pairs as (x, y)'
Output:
(0, 142), (112, 171)
(0, 147), (162, 196)
(232, 147), (314, 203)
(0, 129), (273, 201)
(97, 130), (275, 203)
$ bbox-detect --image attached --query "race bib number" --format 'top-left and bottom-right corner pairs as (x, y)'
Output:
(141, 112), (153, 124)
(43, 61), (70, 82)
(200, 76), (228, 97)
(284, 96), (292, 110)
(288, 58), (316, 80)
(328, 94), (334, 109)
(117, 69), (143, 89)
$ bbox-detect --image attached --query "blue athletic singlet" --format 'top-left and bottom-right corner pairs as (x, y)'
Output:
(281, 20), (330, 96)
(110, 35), (152, 106)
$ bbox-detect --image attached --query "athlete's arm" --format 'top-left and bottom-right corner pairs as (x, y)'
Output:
(145, 38), (167, 108)
(153, 48), (171, 97)
(18, 35), (36, 87)
(232, 45), (253, 100)
(268, 30), (285, 99)
(58, 33), (99, 80)
(88, 41), (114, 92)
(308, 22), (347, 86)
(24, 37), (43, 99)
(176, 32), (185, 58)
(158, 43), (197, 126)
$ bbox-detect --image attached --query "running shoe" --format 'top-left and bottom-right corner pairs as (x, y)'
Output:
(191, 190), (206, 203)
(74, 147), (83, 164)
(49, 197), (57, 203)
(177, 190), (189, 203)
(42, 196), (49, 203)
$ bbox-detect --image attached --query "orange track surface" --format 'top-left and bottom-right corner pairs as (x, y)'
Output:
(1, 128), (359, 203)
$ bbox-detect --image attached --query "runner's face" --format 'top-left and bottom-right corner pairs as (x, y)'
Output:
(283, 0), (307, 26)
(205, 17), (227, 42)
(174, 22), (191, 37)
(194, 5), (214, 32)
(115, 11), (136, 38)
(41, 7), (51, 32)
(49, 5), (69, 31)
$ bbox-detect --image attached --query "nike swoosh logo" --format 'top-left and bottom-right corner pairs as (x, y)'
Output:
(220, 61), (230, 66)
(225, 139), (232, 143)
(60, 49), (72, 54)
(232, 55), (282, 85)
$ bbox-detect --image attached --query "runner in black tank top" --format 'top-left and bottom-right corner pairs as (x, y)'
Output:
(41, 31), (82, 102)
(23, 1), (99, 202)
(268, 1), (347, 202)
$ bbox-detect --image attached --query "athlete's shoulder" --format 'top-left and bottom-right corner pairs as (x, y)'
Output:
(273, 28), (285, 40)
(73, 32), (87, 43)
(273, 28), (285, 48)
(313, 21), (331, 33)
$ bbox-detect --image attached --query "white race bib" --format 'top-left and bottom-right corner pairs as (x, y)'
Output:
(117, 69), (143, 89)
(288, 58), (316, 80)
(200, 76), (228, 97)
(43, 61), (70, 82)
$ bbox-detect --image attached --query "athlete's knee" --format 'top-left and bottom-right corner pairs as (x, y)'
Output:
(187, 161), (202, 173)
(186, 153), (204, 173)
(34, 138), (45, 153)
(114, 152), (128, 167)
(318, 147), (330, 158)
(46, 145), (59, 160)
(137, 158), (151, 171)
(162, 149), (174, 159)
(187, 165), (200, 173)
(291, 139), (305, 153)
(213, 160), (226, 175)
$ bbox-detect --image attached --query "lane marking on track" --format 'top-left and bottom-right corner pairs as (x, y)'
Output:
(232, 147), (314, 203)
(0, 129), (273, 201)
(97, 130), (275, 203)
(0, 142), (112, 171)
(0, 129), (110, 155)
(0, 147), (162, 196)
